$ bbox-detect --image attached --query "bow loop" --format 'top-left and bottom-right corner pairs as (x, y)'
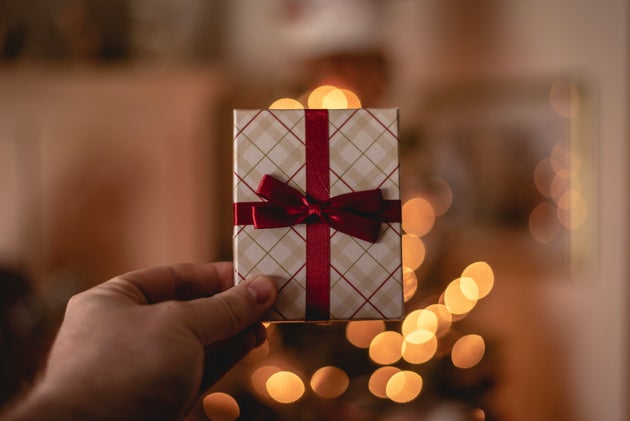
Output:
(251, 174), (388, 243)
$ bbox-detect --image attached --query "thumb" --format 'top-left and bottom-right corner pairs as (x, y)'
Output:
(179, 275), (277, 346)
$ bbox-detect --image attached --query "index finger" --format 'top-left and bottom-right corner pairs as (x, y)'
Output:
(115, 262), (234, 304)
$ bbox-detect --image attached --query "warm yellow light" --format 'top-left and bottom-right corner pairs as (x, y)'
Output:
(269, 98), (304, 110)
(266, 371), (305, 403)
(386, 371), (423, 403)
(443, 278), (478, 315)
(202, 392), (240, 421)
(369, 331), (404, 365)
(308, 85), (337, 109)
(401, 309), (438, 337)
(402, 197), (435, 237)
(529, 202), (561, 244)
(340, 89), (362, 108)
(368, 366), (400, 399)
(402, 267), (418, 302)
(243, 340), (270, 364)
(451, 334), (485, 369)
(550, 172), (570, 201)
(425, 304), (453, 337)
(402, 235), (425, 271)
(250, 365), (281, 398)
(346, 320), (386, 349)
(322, 88), (348, 109)
(461, 261), (494, 299)
(401, 330), (438, 364)
(310, 366), (350, 399)
(459, 277), (479, 300)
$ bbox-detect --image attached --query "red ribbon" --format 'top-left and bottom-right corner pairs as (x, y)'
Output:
(233, 110), (401, 320)
(237, 174), (396, 243)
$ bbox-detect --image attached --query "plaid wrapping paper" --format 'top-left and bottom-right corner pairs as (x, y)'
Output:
(233, 108), (403, 322)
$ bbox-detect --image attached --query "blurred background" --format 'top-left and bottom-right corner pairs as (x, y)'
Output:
(0, 1), (627, 420)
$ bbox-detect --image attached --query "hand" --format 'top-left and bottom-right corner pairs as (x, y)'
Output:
(2, 262), (276, 421)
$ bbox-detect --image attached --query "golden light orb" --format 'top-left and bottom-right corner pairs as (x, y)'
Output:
(266, 371), (305, 404)
(402, 235), (426, 271)
(444, 278), (478, 315)
(451, 334), (486, 369)
(368, 366), (401, 399)
(401, 330), (438, 364)
(369, 331), (404, 365)
(310, 366), (350, 399)
(425, 304), (453, 337)
(269, 98), (304, 110)
(402, 197), (436, 237)
(322, 88), (348, 109)
(402, 267), (418, 302)
(250, 365), (281, 399)
(340, 89), (362, 108)
(308, 85), (337, 109)
(202, 393), (240, 421)
(401, 309), (438, 337)
(461, 261), (494, 299)
(346, 320), (386, 349)
(386, 371), (423, 403)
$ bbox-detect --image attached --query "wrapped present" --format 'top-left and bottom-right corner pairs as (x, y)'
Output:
(233, 108), (403, 322)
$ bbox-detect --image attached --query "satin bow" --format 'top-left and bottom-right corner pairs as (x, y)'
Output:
(252, 174), (389, 243)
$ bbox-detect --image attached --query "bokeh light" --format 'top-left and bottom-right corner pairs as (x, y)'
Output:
(369, 331), (404, 365)
(266, 371), (305, 404)
(402, 267), (418, 302)
(401, 309), (438, 337)
(443, 278), (478, 315)
(346, 320), (386, 349)
(202, 392), (240, 421)
(310, 366), (350, 399)
(425, 304), (453, 337)
(529, 202), (561, 244)
(402, 197), (435, 237)
(402, 234), (426, 270)
(340, 89), (362, 108)
(461, 261), (494, 299)
(368, 366), (401, 399)
(401, 330), (438, 364)
(307, 85), (337, 108)
(386, 371), (423, 403)
(451, 334), (486, 369)
(322, 88), (348, 109)
(533, 158), (554, 198)
(268, 98), (304, 110)
(250, 365), (281, 399)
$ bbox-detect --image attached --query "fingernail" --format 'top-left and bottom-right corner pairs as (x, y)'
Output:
(246, 276), (274, 304)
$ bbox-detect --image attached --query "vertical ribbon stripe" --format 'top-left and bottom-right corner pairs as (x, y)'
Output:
(305, 109), (330, 321)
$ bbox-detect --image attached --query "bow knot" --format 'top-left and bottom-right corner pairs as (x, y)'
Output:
(251, 174), (389, 243)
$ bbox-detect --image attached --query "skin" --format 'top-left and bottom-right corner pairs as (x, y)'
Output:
(1, 262), (277, 421)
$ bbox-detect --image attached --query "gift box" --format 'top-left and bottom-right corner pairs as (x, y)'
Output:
(233, 108), (403, 322)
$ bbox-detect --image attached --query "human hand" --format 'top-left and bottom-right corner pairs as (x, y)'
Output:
(3, 262), (276, 421)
